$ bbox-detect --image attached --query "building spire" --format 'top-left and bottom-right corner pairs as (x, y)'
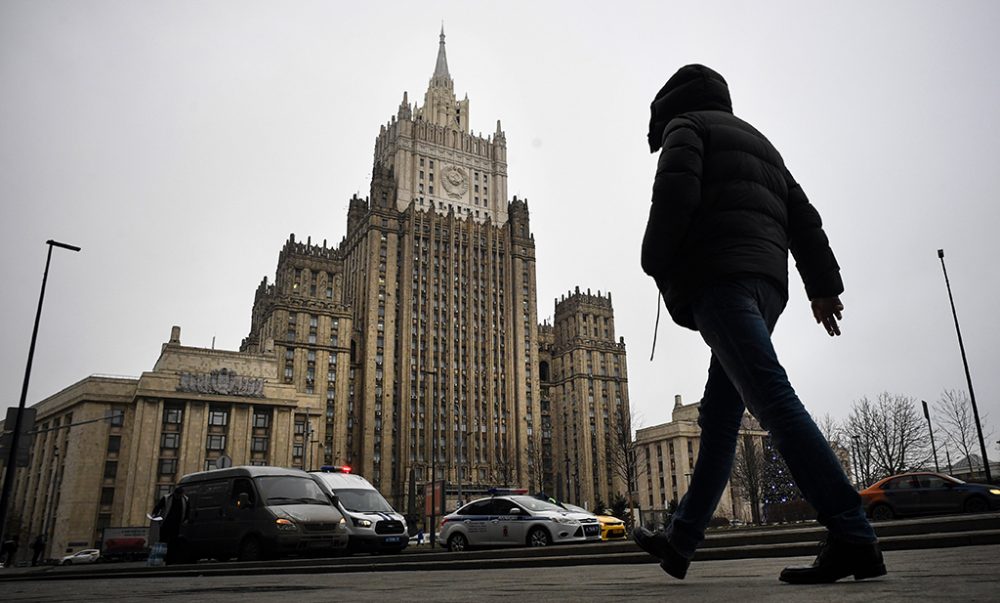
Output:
(433, 24), (450, 81)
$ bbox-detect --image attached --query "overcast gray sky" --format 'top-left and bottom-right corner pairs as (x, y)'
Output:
(2, 1), (998, 446)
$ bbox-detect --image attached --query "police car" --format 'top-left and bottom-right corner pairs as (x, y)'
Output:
(438, 490), (601, 551)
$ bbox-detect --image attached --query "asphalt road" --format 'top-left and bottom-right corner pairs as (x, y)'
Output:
(2, 544), (998, 602)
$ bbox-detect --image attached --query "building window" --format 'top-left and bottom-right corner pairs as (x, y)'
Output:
(100, 487), (115, 506)
(155, 484), (173, 500)
(107, 435), (121, 453)
(293, 443), (304, 458)
(251, 437), (269, 453)
(163, 406), (183, 425)
(104, 461), (118, 480)
(109, 408), (125, 426)
(209, 408), (229, 426)
(160, 432), (180, 449)
(207, 435), (227, 451)
(96, 513), (112, 536)
(252, 411), (271, 428)
(294, 418), (306, 435)
(159, 458), (178, 475)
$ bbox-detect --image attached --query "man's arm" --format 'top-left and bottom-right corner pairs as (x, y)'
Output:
(784, 167), (846, 335)
(641, 116), (704, 281)
(784, 167), (843, 299)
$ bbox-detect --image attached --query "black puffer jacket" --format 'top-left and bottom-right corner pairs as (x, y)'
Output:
(641, 64), (842, 330)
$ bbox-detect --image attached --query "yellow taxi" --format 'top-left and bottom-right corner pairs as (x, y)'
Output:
(561, 503), (627, 541)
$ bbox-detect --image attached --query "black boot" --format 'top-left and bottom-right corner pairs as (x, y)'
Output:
(779, 536), (886, 584)
(633, 526), (690, 579)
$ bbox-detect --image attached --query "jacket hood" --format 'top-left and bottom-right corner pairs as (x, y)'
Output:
(648, 64), (732, 152)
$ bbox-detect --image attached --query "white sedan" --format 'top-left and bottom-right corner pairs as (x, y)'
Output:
(61, 549), (101, 565)
(439, 493), (599, 551)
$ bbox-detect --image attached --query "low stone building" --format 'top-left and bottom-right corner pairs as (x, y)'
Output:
(634, 395), (768, 526)
(1, 326), (325, 562)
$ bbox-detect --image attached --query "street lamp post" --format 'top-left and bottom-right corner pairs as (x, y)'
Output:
(922, 400), (940, 473)
(937, 249), (991, 482)
(0, 239), (81, 548)
(422, 369), (437, 548)
(456, 421), (463, 509)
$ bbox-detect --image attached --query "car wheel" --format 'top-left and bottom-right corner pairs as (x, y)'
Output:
(527, 527), (551, 547)
(964, 497), (989, 514)
(870, 504), (894, 521)
(237, 536), (263, 562)
(447, 533), (468, 552)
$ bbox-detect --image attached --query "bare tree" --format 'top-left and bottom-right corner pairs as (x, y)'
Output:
(845, 393), (930, 483)
(609, 408), (646, 531)
(730, 433), (764, 524)
(526, 434), (547, 494)
(815, 412), (845, 448)
(490, 454), (516, 487)
(935, 389), (994, 475)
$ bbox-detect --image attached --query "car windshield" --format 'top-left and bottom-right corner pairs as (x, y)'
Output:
(508, 496), (568, 513)
(560, 503), (593, 515)
(254, 476), (330, 505)
(334, 488), (394, 513)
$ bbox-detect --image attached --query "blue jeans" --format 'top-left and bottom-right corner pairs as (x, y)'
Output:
(665, 278), (875, 558)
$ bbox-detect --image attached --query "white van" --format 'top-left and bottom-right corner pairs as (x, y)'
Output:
(309, 466), (408, 553)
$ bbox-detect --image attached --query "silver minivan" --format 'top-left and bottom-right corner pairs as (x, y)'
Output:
(176, 466), (349, 562)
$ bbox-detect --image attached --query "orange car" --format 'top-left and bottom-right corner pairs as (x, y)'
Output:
(860, 472), (1000, 521)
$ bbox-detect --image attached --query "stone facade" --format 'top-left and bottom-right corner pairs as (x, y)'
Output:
(241, 30), (632, 511)
(1, 327), (325, 561)
(541, 288), (631, 507)
(635, 395), (768, 523)
(0, 30), (635, 559)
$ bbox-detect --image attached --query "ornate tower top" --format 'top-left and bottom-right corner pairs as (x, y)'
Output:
(373, 29), (508, 224)
(432, 25), (451, 82)
(419, 26), (466, 131)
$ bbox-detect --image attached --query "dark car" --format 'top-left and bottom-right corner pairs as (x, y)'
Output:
(860, 472), (1000, 521)
(176, 466), (348, 562)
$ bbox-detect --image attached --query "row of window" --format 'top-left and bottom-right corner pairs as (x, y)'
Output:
(290, 268), (335, 299)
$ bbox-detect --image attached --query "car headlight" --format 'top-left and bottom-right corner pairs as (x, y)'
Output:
(275, 518), (298, 531)
(352, 517), (373, 528)
(989, 488), (1000, 496)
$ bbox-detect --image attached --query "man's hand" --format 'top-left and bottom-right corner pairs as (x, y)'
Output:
(811, 296), (844, 336)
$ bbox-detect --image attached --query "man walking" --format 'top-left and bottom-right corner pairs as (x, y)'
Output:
(150, 486), (189, 565)
(635, 64), (885, 584)
(31, 534), (45, 566)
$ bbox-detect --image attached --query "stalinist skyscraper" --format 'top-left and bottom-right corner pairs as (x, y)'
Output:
(243, 29), (630, 510)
